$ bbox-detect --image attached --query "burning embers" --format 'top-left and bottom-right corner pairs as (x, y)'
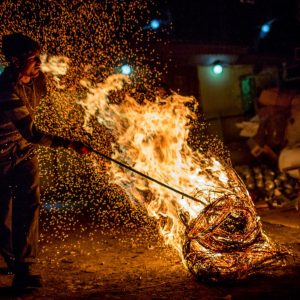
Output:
(78, 75), (290, 281)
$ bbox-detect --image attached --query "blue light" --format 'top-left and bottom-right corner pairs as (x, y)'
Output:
(150, 19), (160, 30)
(213, 64), (223, 75)
(121, 64), (132, 75)
(259, 19), (275, 38)
(261, 24), (270, 33)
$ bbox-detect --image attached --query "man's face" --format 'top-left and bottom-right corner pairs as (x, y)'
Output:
(19, 50), (41, 79)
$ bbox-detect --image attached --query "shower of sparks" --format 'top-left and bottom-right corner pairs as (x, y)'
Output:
(0, 0), (168, 247)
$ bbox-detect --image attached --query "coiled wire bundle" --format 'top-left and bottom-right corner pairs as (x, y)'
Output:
(183, 191), (290, 282)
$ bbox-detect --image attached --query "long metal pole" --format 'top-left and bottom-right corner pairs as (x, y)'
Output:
(89, 147), (207, 205)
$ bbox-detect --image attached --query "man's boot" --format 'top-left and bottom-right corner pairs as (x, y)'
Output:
(12, 263), (42, 289)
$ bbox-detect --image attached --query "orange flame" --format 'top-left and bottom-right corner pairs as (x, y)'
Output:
(79, 75), (238, 255)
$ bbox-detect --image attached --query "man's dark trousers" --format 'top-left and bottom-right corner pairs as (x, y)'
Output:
(0, 144), (40, 269)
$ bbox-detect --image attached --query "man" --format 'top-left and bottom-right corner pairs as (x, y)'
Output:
(0, 33), (89, 289)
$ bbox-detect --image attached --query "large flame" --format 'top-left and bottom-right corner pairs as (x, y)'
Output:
(79, 75), (247, 252)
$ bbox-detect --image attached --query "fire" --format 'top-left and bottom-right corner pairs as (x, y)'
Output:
(79, 75), (226, 246)
(79, 74), (289, 281)
(41, 55), (70, 89)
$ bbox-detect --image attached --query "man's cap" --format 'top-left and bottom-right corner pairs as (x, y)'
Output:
(2, 33), (40, 61)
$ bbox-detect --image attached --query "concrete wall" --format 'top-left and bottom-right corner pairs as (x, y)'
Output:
(198, 64), (253, 118)
(197, 64), (279, 141)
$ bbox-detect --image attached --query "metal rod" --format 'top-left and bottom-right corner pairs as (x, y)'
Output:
(88, 146), (207, 205)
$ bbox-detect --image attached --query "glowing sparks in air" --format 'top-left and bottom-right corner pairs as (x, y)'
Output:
(0, 0), (167, 247)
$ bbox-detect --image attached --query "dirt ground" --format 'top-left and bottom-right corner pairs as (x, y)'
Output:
(0, 207), (300, 300)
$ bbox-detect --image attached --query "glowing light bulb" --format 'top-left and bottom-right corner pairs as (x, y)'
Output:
(213, 64), (223, 75)
(150, 19), (160, 30)
(261, 24), (270, 33)
(259, 20), (275, 38)
(121, 64), (132, 75)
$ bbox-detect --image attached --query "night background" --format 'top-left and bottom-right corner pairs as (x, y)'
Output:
(165, 0), (300, 48)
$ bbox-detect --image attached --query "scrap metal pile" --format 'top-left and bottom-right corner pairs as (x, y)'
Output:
(235, 165), (299, 207)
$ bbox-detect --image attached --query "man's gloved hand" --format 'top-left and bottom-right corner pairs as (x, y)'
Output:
(68, 141), (91, 155)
